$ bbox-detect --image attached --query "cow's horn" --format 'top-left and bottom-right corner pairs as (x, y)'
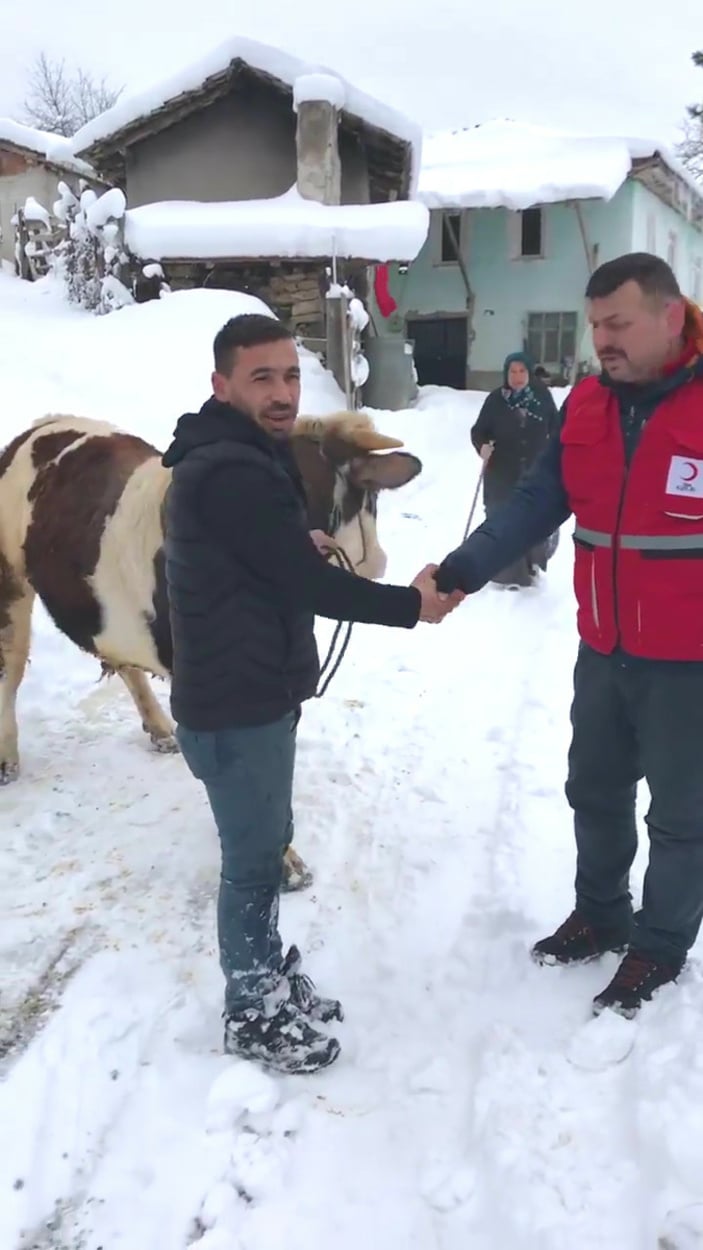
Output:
(350, 430), (405, 451)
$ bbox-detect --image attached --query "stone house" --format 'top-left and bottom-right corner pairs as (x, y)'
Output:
(70, 38), (429, 344)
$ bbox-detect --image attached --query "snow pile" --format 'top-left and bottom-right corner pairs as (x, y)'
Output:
(123, 187), (429, 262)
(417, 118), (702, 210)
(70, 35), (422, 191)
(293, 72), (346, 111)
(0, 279), (343, 441)
(0, 116), (94, 177)
(53, 180), (79, 223)
(20, 196), (51, 228)
(85, 186), (126, 233)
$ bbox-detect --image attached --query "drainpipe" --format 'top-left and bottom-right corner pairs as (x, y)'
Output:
(570, 201), (597, 384)
(443, 211), (476, 379)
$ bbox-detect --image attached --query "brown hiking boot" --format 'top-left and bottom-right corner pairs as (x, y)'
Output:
(592, 950), (682, 1018)
(532, 910), (630, 966)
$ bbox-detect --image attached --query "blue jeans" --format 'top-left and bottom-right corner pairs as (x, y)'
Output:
(566, 645), (703, 967)
(176, 712), (298, 1014)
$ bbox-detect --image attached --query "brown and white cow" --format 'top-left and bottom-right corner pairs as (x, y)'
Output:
(0, 410), (422, 802)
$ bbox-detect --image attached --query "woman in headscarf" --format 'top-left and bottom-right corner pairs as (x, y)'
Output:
(471, 351), (560, 589)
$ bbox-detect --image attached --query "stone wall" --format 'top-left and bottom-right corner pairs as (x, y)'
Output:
(156, 258), (368, 343)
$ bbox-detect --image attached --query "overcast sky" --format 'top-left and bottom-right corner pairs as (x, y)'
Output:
(0, 0), (700, 143)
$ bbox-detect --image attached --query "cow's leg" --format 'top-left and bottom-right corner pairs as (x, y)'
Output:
(116, 665), (178, 754)
(282, 845), (314, 892)
(0, 579), (35, 784)
(280, 802), (314, 892)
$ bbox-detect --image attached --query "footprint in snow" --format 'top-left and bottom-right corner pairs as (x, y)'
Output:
(659, 1203), (703, 1249)
(421, 1159), (478, 1213)
(565, 1011), (637, 1072)
(190, 1063), (304, 1241)
(409, 1055), (453, 1095)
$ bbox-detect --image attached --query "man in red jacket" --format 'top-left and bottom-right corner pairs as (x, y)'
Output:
(434, 252), (703, 1017)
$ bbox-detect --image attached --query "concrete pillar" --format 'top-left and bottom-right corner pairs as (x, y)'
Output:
(326, 286), (353, 405)
(295, 98), (341, 206)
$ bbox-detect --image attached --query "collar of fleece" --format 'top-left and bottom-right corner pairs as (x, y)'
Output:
(672, 298), (703, 372)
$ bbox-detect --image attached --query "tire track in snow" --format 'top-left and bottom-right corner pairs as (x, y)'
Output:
(434, 575), (650, 1249)
(0, 952), (188, 1250)
(225, 574), (576, 1250)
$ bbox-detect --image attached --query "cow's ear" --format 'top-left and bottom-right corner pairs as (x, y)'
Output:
(349, 451), (422, 491)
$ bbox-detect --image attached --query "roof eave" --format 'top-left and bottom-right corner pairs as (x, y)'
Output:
(0, 137), (97, 180)
(75, 60), (413, 201)
(628, 153), (703, 228)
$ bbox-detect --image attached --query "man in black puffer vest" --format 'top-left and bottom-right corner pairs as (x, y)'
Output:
(163, 314), (463, 1074)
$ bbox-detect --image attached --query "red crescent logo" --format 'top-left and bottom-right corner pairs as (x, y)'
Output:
(683, 461), (699, 482)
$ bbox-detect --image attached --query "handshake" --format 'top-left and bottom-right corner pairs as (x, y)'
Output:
(411, 564), (465, 624)
(309, 531), (465, 626)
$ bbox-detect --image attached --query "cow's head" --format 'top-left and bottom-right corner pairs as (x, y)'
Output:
(291, 411), (422, 580)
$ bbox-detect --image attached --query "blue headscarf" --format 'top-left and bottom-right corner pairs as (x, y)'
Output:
(501, 351), (545, 423)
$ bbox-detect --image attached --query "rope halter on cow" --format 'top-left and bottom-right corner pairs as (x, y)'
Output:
(315, 540), (356, 698)
(294, 413), (409, 700)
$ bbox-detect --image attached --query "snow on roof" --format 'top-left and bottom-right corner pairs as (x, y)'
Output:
(71, 35), (422, 189)
(417, 119), (702, 212)
(0, 117), (94, 177)
(123, 187), (429, 263)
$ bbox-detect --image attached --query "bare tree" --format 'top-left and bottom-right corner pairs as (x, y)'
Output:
(24, 51), (123, 137)
(677, 50), (703, 182)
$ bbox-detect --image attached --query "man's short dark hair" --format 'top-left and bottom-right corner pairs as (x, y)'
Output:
(213, 314), (294, 375)
(585, 253), (681, 302)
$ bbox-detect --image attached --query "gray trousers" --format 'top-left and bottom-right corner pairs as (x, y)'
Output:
(176, 712), (297, 1014)
(566, 644), (703, 967)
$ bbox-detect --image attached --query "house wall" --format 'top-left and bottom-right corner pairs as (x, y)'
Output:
(371, 183), (637, 389)
(630, 180), (703, 301)
(125, 83), (372, 209)
(339, 129), (370, 204)
(0, 156), (66, 266)
(126, 86), (297, 207)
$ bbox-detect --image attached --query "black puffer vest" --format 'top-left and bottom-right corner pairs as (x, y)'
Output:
(163, 401), (320, 730)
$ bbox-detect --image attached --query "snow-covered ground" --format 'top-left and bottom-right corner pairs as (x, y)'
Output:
(1, 271), (703, 1250)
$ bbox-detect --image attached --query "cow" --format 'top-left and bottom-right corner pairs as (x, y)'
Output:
(0, 410), (422, 884)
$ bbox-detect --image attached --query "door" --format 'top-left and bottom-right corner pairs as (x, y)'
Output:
(406, 316), (468, 390)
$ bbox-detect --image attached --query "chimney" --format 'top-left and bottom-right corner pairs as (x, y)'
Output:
(294, 73), (343, 206)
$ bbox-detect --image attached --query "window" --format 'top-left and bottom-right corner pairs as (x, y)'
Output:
(646, 213), (656, 254)
(693, 259), (702, 306)
(527, 311), (578, 368)
(520, 208), (543, 258)
(438, 211), (462, 264)
(667, 231), (678, 272)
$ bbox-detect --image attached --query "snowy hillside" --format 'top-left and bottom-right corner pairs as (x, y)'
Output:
(1, 273), (702, 1250)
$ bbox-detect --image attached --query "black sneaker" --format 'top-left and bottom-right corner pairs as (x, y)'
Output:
(283, 945), (344, 1023)
(224, 999), (340, 1074)
(592, 950), (682, 1018)
(531, 909), (630, 966)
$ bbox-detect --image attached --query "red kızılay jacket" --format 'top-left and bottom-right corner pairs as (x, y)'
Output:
(561, 369), (703, 660)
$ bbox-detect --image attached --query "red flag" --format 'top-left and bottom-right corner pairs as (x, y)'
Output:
(374, 264), (397, 318)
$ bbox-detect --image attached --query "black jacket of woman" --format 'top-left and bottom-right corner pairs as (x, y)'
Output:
(471, 351), (560, 586)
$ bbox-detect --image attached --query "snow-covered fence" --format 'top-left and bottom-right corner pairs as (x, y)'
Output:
(13, 182), (137, 314)
(12, 196), (59, 281)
